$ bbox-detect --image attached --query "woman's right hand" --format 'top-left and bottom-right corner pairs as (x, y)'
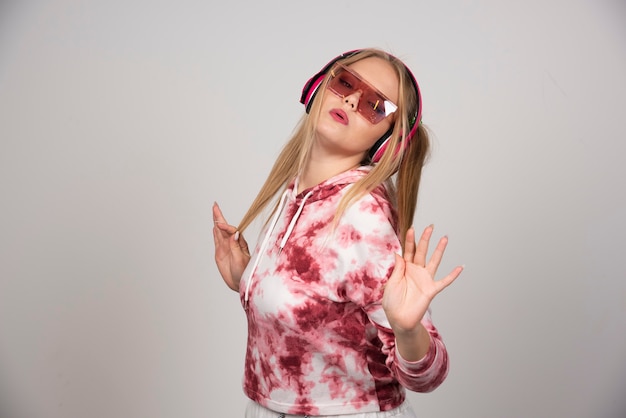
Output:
(212, 202), (251, 292)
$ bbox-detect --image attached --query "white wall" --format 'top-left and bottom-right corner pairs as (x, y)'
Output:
(1, 1), (625, 417)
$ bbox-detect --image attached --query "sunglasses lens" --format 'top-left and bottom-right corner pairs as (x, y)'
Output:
(329, 68), (359, 96)
(327, 65), (397, 124)
(360, 91), (390, 124)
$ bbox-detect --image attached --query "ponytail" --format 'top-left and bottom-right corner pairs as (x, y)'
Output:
(395, 123), (430, 245)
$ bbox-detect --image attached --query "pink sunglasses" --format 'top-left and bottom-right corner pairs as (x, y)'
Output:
(327, 64), (398, 125)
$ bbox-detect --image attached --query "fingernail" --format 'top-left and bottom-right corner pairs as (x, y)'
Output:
(234, 231), (240, 241)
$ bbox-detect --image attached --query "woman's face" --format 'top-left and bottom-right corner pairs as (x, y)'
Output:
(314, 57), (399, 162)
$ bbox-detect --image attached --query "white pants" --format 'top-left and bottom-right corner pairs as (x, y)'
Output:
(245, 400), (417, 418)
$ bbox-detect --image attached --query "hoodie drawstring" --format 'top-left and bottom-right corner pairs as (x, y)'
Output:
(243, 189), (314, 307)
(279, 190), (313, 252)
(244, 189), (289, 306)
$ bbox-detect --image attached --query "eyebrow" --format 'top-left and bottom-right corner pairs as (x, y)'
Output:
(342, 65), (395, 102)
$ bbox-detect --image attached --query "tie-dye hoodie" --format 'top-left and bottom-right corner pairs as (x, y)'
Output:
(239, 167), (449, 416)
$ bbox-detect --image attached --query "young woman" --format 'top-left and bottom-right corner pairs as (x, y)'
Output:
(213, 48), (463, 418)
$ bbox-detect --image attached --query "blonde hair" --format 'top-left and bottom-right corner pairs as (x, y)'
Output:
(237, 48), (430, 248)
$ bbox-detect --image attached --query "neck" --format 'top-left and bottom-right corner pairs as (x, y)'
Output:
(298, 154), (364, 194)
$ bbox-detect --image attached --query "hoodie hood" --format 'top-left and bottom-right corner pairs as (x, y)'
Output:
(290, 166), (373, 205)
(243, 166), (376, 306)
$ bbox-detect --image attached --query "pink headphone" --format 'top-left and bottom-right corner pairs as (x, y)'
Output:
(300, 49), (422, 163)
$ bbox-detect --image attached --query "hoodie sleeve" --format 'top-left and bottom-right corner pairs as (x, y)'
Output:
(336, 191), (449, 393)
(374, 309), (450, 393)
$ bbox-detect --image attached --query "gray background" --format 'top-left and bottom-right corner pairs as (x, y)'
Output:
(1, 0), (625, 417)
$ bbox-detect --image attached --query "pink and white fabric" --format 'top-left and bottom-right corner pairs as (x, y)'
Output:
(239, 167), (449, 416)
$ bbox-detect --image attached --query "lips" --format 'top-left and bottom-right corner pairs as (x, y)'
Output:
(329, 108), (348, 125)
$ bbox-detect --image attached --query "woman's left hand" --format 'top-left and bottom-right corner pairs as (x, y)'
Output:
(382, 225), (463, 335)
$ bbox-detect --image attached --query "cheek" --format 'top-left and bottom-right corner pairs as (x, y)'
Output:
(358, 120), (391, 147)
(318, 90), (339, 112)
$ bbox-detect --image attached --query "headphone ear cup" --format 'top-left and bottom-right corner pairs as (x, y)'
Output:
(368, 128), (394, 163)
(370, 123), (421, 163)
(300, 50), (360, 113)
(300, 73), (326, 113)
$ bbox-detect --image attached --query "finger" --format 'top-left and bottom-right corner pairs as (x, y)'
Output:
(229, 231), (246, 252)
(213, 203), (238, 235)
(426, 235), (449, 277)
(224, 230), (251, 260)
(434, 265), (464, 293)
(212, 223), (225, 246)
(212, 201), (230, 225)
(402, 227), (416, 263)
(231, 232), (250, 264)
(215, 220), (238, 235)
(386, 253), (406, 286)
(236, 232), (251, 257)
(213, 223), (237, 260)
(213, 227), (230, 260)
(414, 224), (434, 267)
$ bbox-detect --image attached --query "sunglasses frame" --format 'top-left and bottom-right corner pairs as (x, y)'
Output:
(326, 64), (398, 125)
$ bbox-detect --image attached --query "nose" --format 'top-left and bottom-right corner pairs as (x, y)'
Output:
(343, 91), (361, 110)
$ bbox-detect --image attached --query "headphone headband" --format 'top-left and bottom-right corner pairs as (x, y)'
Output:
(299, 49), (422, 163)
